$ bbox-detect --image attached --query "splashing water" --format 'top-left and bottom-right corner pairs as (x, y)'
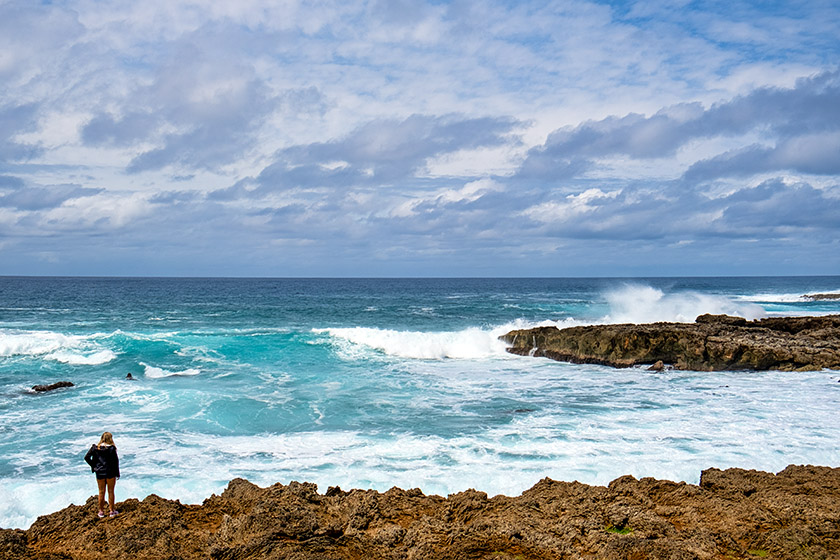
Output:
(603, 284), (766, 324)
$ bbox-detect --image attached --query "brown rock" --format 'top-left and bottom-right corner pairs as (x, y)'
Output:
(31, 381), (74, 393)
(501, 314), (840, 371)
(5, 466), (839, 560)
(803, 293), (840, 301)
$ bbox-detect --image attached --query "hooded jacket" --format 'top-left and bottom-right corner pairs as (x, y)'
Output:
(84, 444), (120, 479)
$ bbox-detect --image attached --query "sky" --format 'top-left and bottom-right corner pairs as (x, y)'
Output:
(1, 0), (839, 277)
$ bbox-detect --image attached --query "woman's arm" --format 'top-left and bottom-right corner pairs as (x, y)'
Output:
(83, 445), (96, 471)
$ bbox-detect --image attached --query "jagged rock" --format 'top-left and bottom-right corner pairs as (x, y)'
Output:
(803, 293), (840, 300)
(4, 466), (839, 560)
(31, 381), (74, 393)
(648, 360), (665, 371)
(501, 314), (840, 371)
(696, 313), (748, 326)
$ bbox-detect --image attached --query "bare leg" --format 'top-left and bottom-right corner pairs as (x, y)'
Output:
(106, 478), (117, 514)
(96, 478), (106, 515)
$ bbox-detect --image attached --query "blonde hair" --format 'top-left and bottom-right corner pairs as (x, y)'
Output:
(97, 432), (115, 448)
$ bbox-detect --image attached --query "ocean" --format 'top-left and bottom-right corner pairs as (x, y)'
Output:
(1, 276), (839, 529)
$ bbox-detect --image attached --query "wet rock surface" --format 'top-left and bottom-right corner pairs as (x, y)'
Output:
(501, 314), (840, 371)
(31, 381), (74, 393)
(1, 466), (838, 560)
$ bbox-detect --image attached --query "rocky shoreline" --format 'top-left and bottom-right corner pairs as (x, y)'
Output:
(501, 314), (840, 371)
(2, 465), (838, 560)
(804, 293), (840, 301)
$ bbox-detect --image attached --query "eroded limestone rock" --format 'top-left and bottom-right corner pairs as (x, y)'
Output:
(501, 314), (840, 371)
(4, 466), (839, 560)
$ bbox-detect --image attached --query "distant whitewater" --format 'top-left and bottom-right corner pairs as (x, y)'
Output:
(1, 276), (838, 529)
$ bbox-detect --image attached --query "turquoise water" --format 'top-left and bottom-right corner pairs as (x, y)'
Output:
(1, 276), (839, 528)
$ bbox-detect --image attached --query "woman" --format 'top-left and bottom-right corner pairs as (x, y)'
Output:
(84, 432), (120, 518)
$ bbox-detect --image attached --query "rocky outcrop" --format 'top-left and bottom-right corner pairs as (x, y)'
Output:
(804, 293), (840, 301)
(501, 314), (840, 371)
(1, 466), (838, 560)
(31, 381), (74, 393)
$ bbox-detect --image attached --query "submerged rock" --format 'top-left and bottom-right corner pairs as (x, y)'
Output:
(31, 381), (74, 393)
(501, 314), (840, 371)
(3, 466), (839, 560)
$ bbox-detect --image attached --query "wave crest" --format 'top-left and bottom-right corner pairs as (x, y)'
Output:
(0, 329), (116, 365)
(317, 319), (576, 360)
(141, 363), (202, 378)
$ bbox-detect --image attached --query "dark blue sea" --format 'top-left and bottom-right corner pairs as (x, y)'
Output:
(1, 276), (839, 528)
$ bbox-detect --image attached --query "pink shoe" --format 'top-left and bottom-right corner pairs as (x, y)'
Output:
(109, 510), (119, 518)
(97, 511), (105, 518)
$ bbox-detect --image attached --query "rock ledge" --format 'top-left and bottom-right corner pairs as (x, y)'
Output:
(501, 314), (840, 371)
(2, 465), (838, 560)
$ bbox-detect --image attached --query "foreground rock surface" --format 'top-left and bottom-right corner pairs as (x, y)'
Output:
(502, 314), (840, 371)
(2, 466), (838, 560)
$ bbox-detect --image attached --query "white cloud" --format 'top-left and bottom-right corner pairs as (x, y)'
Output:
(388, 178), (503, 218)
(0, 0), (838, 276)
(522, 188), (621, 224)
(40, 192), (154, 230)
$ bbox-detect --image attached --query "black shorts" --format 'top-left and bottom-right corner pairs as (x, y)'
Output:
(95, 474), (117, 480)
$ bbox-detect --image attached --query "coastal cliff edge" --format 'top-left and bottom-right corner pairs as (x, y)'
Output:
(2, 465), (838, 560)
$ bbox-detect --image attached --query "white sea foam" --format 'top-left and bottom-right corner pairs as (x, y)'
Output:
(2, 364), (838, 530)
(734, 289), (840, 304)
(0, 330), (76, 357)
(0, 329), (116, 365)
(46, 349), (117, 365)
(316, 319), (577, 360)
(321, 327), (507, 359)
(734, 293), (808, 303)
(0, 477), (92, 530)
(141, 362), (201, 378)
(318, 284), (804, 360)
(320, 285), (773, 361)
(602, 284), (766, 324)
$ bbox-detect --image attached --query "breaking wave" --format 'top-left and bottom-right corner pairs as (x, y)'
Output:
(602, 285), (766, 324)
(0, 329), (116, 365)
(317, 319), (576, 360)
(141, 363), (202, 378)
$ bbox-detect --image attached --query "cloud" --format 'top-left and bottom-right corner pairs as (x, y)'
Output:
(717, 179), (840, 230)
(77, 26), (302, 174)
(0, 183), (103, 211)
(0, 103), (43, 163)
(0, 175), (25, 189)
(81, 112), (163, 147)
(246, 114), (521, 193)
(515, 70), (840, 182)
(521, 188), (622, 224)
(514, 177), (840, 243)
(684, 132), (840, 181)
(0, 3), (84, 83)
(1, 0), (839, 276)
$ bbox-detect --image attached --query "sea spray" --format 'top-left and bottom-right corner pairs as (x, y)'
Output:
(317, 319), (573, 360)
(602, 284), (766, 324)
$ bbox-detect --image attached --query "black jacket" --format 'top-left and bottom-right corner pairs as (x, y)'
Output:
(84, 444), (120, 478)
